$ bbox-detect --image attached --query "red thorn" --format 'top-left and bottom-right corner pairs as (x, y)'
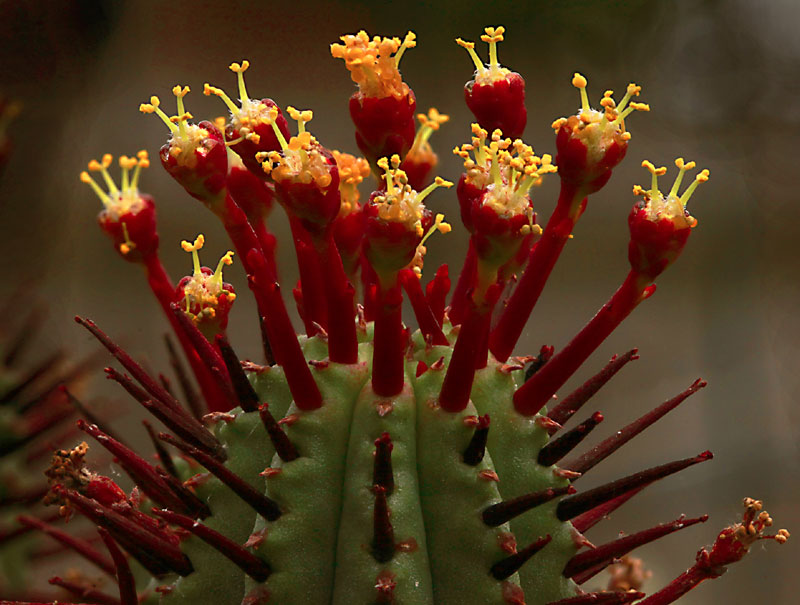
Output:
(483, 485), (576, 528)
(78, 420), (192, 514)
(372, 485), (395, 563)
(60, 488), (192, 577)
(159, 432), (281, 521)
(400, 268), (448, 346)
(538, 412), (604, 467)
(98, 527), (138, 605)
(164, 334), (205, 419)
(258, 403), (299, 462)
(48, 576), (121, 605)
(546, 350), (639, 431)
(143, 419), (179, 477)
(61, 387), (123, 444)
(373, 432), (394, 494)
(153, 508), (270, 582)
(523, 345), (555, 382)
(75, 317), (183, 412)
(16, 514), (115, 576)
(557, 452), (713, 522)
(490, 535), (552, 580)
(571, 487), (645, 534)
(566, 515), (708, 581)
(564, 379), (707, 476)
(104, 367), (225, 461)
(546, 591), (645, 604)
(215, 334), (260, 412)
(462, 414), (491, 466)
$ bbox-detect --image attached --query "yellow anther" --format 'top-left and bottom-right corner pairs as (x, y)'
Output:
(572, 73), (587, 89)
(214, 116), (226, 132)
(434, 213), (452, 234)
(481, 26), (505, 44)
(137, 150), (149, 161)
(79, 171), (92, 183)
(181, 234), (205, 253)
(88, 160), (103, 172)
(119, 156), (138, 170)
(632, 184), (645, 196)
(455, 38), (475, 49)
(101, 154), (113, 168)
(418, 107), (449, 130)
(172, 85), (190, 98)
(629, 102), (650, 112)
(229, 61), (250, 73)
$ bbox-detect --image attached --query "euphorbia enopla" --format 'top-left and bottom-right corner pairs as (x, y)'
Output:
(6, 25), (787, 605)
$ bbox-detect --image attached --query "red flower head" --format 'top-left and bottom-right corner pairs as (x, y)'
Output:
(628, 158), (709, 280)
(256, 106), (340, 236)
(81, 151), (159, 262)
(400, 107), (449, 191)
(174, 234), (237, 340)
(552, 73), (649, 194)
(331, 31), (418, 171)
(454, 124), (556, 269)
(364, 154), (452, 280)
(139, 87), (228, 205)
(203, 60), (291, 175)
(457, 26), (526, 139)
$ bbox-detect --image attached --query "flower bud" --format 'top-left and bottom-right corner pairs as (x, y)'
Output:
(628, 158), (708, 279)
(332, 31), (418, 169)
(140, 87), (228, 203)
(457, 26), (526, 138)
(204, 60), (291, 175)
(174, 235), (236, 339)
(553, 74), (649, 193)
(80, 151), (159, 261)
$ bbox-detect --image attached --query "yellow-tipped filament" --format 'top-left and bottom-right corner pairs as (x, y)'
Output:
(374, 154), (453, 237)
(331, 31), (416, 99)
(140, 89), (212, 164)
(635, 158), (710, 227)
(454, 124), (556, 221)
(456, 26), (510, 85)
(407, 107), (449, 163)
(80, 150), (150, 218)
(180, 235), (236, 320)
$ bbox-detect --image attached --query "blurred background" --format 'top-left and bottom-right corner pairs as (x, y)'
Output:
(0, 0), (797, 602)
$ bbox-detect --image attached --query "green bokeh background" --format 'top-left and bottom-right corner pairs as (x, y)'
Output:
(0, 1), (797, 603)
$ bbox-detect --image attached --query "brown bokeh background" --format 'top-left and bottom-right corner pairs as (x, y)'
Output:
(0, 0), (797, 602)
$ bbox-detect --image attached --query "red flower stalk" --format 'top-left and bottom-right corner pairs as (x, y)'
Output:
(513, 159), (709, 416)
(364, 155), (452, 396)
(331, 31), (418, 171)
(203, 60), (291, 175)
(400, 108), (449, 190)
(257, 107), (358, 362)
(490, 74), (649, 362)
(457, 26), (526, 138)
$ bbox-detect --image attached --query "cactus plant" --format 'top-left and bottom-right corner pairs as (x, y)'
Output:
(0, 26), (788, 605)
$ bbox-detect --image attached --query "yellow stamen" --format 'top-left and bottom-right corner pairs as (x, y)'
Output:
(119, 223), (136, 255)
(394, 31), (416, 67)
(229, 60), (250, 101)
(456, 38), (484, 71)
(480, 26), (505, 68)
(416, 175), (453, 204)
(139, 95), (178, 133)
(131, 150), (149, 190)
(287, 106), (314, 135)
(204, 83), (240, 114)
(80, 171), (109, 205)
(572, 73), (590, 112)
(668, 157), (697, 198)
(181, 234), (205, 276)
(641, 159), (667, 193)
(679, 169), (710, 206)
